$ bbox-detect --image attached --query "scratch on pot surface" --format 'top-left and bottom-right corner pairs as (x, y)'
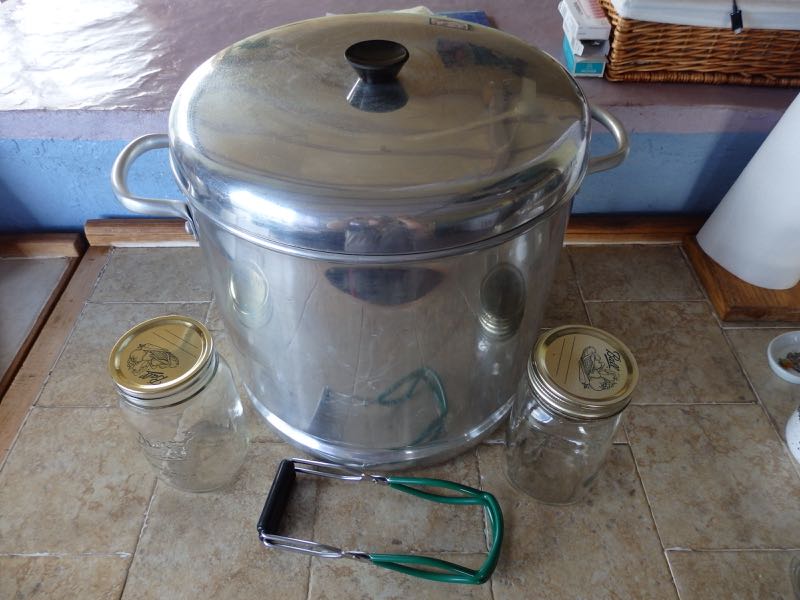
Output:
(285, 275), (320, 351)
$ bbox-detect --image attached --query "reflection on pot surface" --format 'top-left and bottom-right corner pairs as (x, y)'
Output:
(307, 367), (447, 448)
(228, 260), (271, 328)
(479, 264), (526, 340)
(194, 204), (568, 468)
(324, 267), (443, 306)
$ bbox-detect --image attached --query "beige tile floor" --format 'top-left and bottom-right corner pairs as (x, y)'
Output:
(2, 244), (800, 599)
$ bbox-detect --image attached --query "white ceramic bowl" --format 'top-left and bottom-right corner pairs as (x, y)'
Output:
(787, 407), (800, 464)
(767, 331), (800, 384)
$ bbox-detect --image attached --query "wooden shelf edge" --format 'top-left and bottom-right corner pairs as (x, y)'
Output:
(86, 215), (707, 247)
(567, 214), (705, 236)
(85, 219), (196, 247)
(0, 233), (87, 258)
(0, 246), (111, 466)
(683, 235), (800, 322)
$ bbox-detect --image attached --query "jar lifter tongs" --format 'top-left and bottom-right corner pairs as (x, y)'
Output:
(257, 458), (504, 585)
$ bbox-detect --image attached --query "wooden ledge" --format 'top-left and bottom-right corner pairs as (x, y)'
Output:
(565, 215), (704, 244)
(85, 215), (706, 247)
(683, 236), (800, 322)
(85, 219), (196, 247)
(0, 233), (87, 401)
(0, 233), (86, 258)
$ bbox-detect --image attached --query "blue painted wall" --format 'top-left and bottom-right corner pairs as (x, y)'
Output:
(0, 132), (766, 232)
(0, 140), (178, 232)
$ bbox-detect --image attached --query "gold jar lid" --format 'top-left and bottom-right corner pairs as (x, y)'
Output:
(108, 315), (214, 403)
(528, 325), (638, 420)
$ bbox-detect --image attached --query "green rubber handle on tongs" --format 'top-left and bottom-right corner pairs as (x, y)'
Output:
(368, 477), (504, 585)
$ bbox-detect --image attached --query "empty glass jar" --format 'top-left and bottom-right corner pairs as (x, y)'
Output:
(506, 325), (638, 504)
(109, 315), (249, 492)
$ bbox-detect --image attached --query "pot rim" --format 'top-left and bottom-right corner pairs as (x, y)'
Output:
(188, 168), (583, 263)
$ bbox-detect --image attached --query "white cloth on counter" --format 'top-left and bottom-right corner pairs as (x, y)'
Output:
(610, 0), (800, 30)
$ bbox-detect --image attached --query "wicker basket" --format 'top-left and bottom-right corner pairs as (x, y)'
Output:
(600, 0), (800, 86)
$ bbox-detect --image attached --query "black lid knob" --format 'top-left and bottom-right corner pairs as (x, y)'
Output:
(345, 40), (409, 84)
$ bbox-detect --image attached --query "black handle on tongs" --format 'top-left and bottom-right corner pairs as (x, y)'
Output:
(257, 459), (296, 537)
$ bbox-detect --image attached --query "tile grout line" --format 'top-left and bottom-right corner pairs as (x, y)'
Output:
(620, 442), (682, 600)
(85, 246), (115, 305)
(204, 296), (215, 326)
(118, 477), (159, 600)
(474, 445), (497, 600)
(567, 249), (592, 325)
(34, 404), (118, 409)
(474, 446), (491, 554)
(86, 300), (213, 305)
(42, 288), (94, 382)
(0, 551), (132, 558)
(678, 244), (712, 306)
(582, 299), (710, 304)
(720, 328), (771, 413)
(722, 325), (800, 330)
(0, 405), (35, 474)
(663, 549), (684, 600)
(31, 251), (110, 413)
(718, 325), (762, 405)
(664, 547), (800, 553)
(628, 401), (758, 406)
(31, 405), (119, 411)
(566, 248), (592, 326)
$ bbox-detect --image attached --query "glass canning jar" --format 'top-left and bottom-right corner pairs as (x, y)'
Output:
(506, 325), (638, 504)
(109, 315), (249, 492)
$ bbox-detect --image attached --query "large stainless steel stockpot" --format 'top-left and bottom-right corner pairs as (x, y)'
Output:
(111, 13), (628, 469)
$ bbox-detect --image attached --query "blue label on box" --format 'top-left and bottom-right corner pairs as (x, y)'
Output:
(437, 11), (491, 26)
(562, 36), (605, 76)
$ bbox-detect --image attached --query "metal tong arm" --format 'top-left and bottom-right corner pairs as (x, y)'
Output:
(257, 458), (504, 585)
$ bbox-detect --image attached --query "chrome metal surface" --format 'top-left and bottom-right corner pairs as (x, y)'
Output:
(197, 199), (570, 468)
(587, 104), (630, 174)
(111, 133), (193, 222)
(291, 457), (389, 483)
(259, 532), (370, 561)
(110, 12), (629, 468)
(168, 13), (589, 255)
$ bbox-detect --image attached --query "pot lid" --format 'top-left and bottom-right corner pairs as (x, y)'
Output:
(169, 13), (588, 255)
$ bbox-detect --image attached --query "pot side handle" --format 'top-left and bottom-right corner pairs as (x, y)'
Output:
(111, 134), (195, 229)
(587, 104), (630, 174)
